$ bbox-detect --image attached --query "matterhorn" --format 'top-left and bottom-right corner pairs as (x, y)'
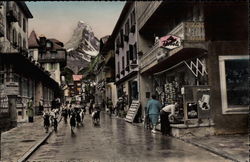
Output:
(64, 21), (100, 74)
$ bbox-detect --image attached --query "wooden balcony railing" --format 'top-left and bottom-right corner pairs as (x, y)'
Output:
(140, 21), (205, 70)
(168, 21), (205, 41)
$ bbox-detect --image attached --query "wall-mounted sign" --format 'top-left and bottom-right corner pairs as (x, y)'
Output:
(160, 35), (181, 50)
(5, 82), (19, 96)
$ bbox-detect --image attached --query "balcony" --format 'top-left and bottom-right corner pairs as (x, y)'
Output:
(140, 21), (205, 73)
(7, 8), (18, 22)
(38, 50), (66, 64)
(140, 44), (168, 71)
(168, 21), (205, 41)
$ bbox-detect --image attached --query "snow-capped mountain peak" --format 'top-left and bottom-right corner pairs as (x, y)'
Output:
(65, 21), (99, 58)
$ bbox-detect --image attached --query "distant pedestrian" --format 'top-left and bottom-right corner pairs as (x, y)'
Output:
(89, 102), (93, 115)
(146, 94), (162, 133)
(39, 99), (44, 115)
(62, 108), (68, 124)
(70, 113), (76, 134)
(160, 102), (178, 136)
(27, 97), (34, 123)
(43, 111), (50, 133)
(107, 98), (113, 116)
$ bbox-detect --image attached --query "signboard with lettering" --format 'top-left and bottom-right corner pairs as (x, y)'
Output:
(160, 35), (181, 50)
(125, 100), (140, 123)
(5, 82), (19, 96)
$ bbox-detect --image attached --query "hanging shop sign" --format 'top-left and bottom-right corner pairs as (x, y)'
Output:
(160, 35), (181, 50)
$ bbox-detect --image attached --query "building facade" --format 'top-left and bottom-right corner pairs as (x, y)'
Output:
(28, 31), (67, 86)
(136, 1), (248, 135)
(113, 2), (139, 111)
(94, 36), (117, 110)
(0, 2), (60, 129)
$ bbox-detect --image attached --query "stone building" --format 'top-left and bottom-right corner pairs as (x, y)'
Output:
(0, 2), (60, 129)
(136, 1), (248, 135)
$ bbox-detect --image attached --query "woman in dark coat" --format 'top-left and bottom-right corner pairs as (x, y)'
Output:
(70, 113), (76, 134)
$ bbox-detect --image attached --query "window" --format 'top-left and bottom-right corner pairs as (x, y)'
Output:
(12, 29), (16, 44)
(125, 20), (129, 36)
(49, 63), (57, 70)
(126, 51), (130, 66)
(46, 42), (52, 48)
(18, 33), (21, 47)
(117, 62), (120, 74)
(18, 12), (21, 27)
(122, 56), (125, 70)
(131, 10), (135, 25)
(129, 45), (133, 60)
(23, 18), (26, 32)
(119, 29), (124, 47)
(22, 78), (28, 97)
(133, 43), (137, 61)
(219, 55), (249, 114)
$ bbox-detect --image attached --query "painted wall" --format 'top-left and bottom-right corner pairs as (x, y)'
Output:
(207, 41), (248, 134)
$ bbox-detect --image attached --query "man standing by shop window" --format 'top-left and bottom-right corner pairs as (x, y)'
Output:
(27, 97), (34, 122)
(146, 94), (162, 133)
(160, 102), (178, 136)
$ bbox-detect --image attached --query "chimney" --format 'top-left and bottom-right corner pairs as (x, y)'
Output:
(39, 34), (46, 47)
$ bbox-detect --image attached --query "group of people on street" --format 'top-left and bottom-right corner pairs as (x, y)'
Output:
(146, 94), (178, 136)
(104, 96), (126, 118)
(43, 109), (60, 133)
(61, 103), (85, 134)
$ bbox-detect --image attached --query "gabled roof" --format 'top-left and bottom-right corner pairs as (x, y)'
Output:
(72, 75), (83, 81)
(28, 30), (40, 48)
(48, 38), (64, 47)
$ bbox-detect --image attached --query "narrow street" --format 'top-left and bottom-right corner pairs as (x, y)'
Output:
(28, 113), (227, 162)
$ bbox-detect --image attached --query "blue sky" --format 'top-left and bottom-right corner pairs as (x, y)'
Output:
(26, 1), (125, 43)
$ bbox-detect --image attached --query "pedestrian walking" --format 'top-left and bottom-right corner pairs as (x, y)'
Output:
(76, 109), (82, 127)
(62, 108), (68, 124)
(89, 101), (93, 115)
(38, 99), (44, 115)
(160, 102), (178, 136)
(107, 98), (113, 116)
(146, 94), (162, 133)
(70, 113), (76, 134)
(53, 116), (58, 132)
(27, 97), (34, 123)
(43, 111), (50, 133)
